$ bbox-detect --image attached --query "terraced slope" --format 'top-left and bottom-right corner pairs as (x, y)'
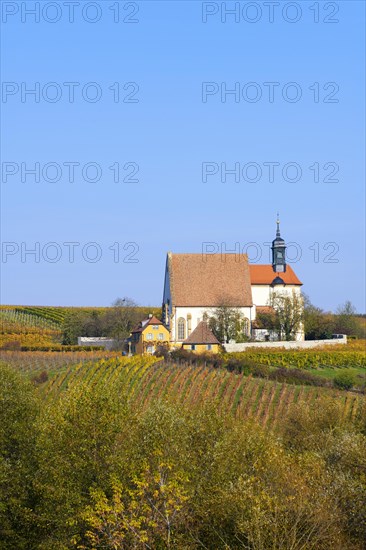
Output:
(38, 357), (365, 427)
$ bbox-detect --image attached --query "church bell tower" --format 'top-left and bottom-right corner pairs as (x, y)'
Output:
(271, 215), (286, 273)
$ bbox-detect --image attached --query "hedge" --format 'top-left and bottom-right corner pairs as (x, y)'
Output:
(19, 345), (106, 352)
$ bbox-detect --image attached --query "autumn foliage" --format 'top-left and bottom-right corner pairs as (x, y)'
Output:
(0, 357), (365, 549)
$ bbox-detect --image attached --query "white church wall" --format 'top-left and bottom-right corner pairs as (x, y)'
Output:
(251, 286), (271, 308)
(171, 306), (252, 343)
(251, 284), (302, 312)
(172, 307), (204, 342)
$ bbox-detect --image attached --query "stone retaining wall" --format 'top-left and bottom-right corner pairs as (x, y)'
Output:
(224, 336), (347, 353)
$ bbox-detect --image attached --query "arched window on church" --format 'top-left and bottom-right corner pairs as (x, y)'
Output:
(177, 318), (186, 340)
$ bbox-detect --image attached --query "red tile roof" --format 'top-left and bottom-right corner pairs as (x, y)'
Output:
(183, 321), (220, 345)
(168, 253), (253, 307)
(256, 306), (275, 314)
(131, 315), (165, 334)
(249, 265), (302, 285)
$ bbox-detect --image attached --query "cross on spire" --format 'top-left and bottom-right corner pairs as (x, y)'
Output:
(276, 213), (281, 237)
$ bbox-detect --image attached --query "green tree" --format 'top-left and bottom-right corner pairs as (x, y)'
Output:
(270, 289), (304, 341)
(255, 309), (277, 330)
(303, 293), (334, 340)
(104, 297), (140, 343)
(62, 298), (140, 346)
(79, 462), (189, 549)
(82, 310), (104, 337)
(282, 397), (366, 547)
(334, 301), (359, 336)
(36, 380), (130, 547)
(62, 310), (87, 344)
(0, 364), (39, 549)
(206, 302), (250, 343)
(186, 409), (345, 550)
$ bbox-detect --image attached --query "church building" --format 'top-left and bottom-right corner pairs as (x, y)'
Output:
(162, 220), (303, 344)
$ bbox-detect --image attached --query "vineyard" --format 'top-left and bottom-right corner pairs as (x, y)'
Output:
(229, 349), (366, 369)
(0, 309), (62, 347)
(0, 350), (120, 377)
(0, 305), (161, 349)
(0, 305), (161, 326)
(0, 306), (68, 326)
(0, 308), (62, 330)
(32, 356), (366, 427)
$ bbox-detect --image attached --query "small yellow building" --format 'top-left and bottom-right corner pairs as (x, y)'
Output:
(130, 315), (170, 355)
(182, 321), (221, 353)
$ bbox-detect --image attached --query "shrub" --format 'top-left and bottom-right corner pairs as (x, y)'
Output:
(169, 349), (224, 368)
(1, 340), (21, 351)
(31, 370), (49, 385)
(251, 364), (271, 378)
(224, 356), (261, 375)
(154, 345), (170, 359)
(269, 367), (328, 387)
(20, 345), (105, 352)
(282, 397), (348, 451)
(169, 349), (195, 363)
(333, 370), (356, 390)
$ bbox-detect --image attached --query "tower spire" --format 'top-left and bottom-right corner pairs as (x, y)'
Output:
(271, 215), (286, 273)
(276, 212), (281, 237)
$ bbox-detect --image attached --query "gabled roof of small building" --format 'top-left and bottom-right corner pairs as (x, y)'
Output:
(256, 306), (275, 315)
(167, 253), (253, 307)
(249, 265), (302, 285)
(252, 306), (276, 329)
(183, 321), (221, 345)
(131, 315), (166, 334)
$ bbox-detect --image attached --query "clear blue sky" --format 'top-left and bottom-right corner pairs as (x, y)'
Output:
(1, 1), (365, 312)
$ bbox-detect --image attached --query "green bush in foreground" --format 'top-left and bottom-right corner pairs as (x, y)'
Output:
(0, 362), (365, 549)
(0, 365), (40, 549)
(334, 370), (357, 390)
